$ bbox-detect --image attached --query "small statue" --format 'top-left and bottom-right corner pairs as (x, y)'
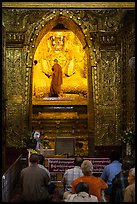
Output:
(33, 131), (41, 150)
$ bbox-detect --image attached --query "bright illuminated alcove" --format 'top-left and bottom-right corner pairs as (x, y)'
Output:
(32, 29), (88, 100)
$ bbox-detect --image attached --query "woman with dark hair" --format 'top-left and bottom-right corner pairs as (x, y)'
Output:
(38, 154), (51, 180)
(64, 182), (98, 202)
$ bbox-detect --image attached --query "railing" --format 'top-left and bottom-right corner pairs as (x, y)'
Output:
(2, 155), (23, 202)
(2, 155), (110, 201)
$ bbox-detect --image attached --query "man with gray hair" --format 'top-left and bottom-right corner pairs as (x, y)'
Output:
(71, 160), (108, 202)
(124, 167), (135, 202)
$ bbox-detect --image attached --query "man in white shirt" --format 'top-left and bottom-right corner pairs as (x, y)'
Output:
(62, 156), (84, 192)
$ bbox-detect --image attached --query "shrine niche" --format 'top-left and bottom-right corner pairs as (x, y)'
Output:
(32, 28), (88, 100)
(31, 18), (91, 156)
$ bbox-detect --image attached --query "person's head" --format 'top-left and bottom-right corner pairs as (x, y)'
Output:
(81, 160), (93, 176)
(74, 156), (83, 167)
(54, 59), (58, 63)
(109, 151), (120, 162)
(122, 155), (135, 171)
(75, 182), (89, 194)
(30, 153), (39, 164)
(128, 167), (135, 185)
(34, 60), (38, 65)
(38, 154), (45, 165)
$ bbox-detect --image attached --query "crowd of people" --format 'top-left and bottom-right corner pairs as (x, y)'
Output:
(15, 151), (135, 202)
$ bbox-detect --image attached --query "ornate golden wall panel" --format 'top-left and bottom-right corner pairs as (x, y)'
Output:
(93, 49), (122, 145)
(5, 48), (26, 146)
(121, 11), (135, 131)
(2, 7), (135, 151)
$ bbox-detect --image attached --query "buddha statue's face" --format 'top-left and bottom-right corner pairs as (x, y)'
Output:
(50, 35), (65, 51)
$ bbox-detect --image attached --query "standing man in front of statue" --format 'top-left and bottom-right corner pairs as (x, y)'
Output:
(49, 59), (63, 97)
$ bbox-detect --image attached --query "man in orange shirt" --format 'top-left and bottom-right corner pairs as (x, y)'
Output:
(71, 160), (108, 202)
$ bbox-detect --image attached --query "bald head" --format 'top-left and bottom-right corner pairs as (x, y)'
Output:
(54, 59), (58, 63)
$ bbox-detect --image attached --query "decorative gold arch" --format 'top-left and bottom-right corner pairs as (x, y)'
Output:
(33, 30), (88, 98)
(29, 14), (94, 101)
(34, 15), (87, 52)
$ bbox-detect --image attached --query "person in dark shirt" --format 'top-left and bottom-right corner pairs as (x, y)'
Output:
(101, 151), (122, 197)
(20, 153), (50, 202)
(109, 155), (134, 202)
